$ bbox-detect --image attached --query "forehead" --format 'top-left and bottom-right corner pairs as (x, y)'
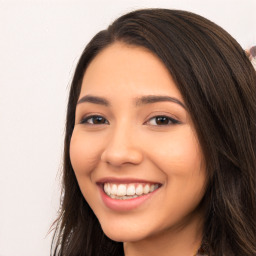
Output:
(80, 42), (182, 100)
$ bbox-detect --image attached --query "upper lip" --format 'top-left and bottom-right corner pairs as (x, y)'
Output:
(96, 177), (162, 185)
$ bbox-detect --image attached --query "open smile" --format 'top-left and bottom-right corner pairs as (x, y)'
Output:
(103, 182), (160, 200)
(97, 179), (162, 211)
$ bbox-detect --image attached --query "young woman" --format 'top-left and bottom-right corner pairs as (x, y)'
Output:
(51, 9), (256, 256)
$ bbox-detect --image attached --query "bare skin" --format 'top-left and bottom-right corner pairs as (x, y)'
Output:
(70, 42), (207, 256)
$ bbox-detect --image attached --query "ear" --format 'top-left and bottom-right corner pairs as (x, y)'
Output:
(245, 46), (256, 70)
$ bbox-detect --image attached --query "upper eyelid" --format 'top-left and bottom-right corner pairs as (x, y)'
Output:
(145, 115), (180, 125)
(144, 111), (181, 123)
(78, 112), (107, 121)
(80, 115), (109, 124)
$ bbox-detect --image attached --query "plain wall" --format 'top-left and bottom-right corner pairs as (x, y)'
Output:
(0, 1), (255, 255)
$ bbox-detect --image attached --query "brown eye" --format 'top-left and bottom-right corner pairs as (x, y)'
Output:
(147, 116), (180, 126)
(80, 115), (109, 125)
(155, 116), (170, 125)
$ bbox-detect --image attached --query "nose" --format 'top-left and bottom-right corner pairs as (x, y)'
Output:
(100, 125), (143, 167)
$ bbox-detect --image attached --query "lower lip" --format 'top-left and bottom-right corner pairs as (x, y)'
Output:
(98, 186), (160, 211)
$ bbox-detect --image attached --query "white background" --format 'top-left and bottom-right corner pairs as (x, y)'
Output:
(0, 1), (255, 255)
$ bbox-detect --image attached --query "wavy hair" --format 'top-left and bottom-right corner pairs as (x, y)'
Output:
(51, 9), (256, 256)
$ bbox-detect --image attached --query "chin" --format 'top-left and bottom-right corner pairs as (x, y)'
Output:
(104, 232), (146, 243)
(100, 222), (150, 243)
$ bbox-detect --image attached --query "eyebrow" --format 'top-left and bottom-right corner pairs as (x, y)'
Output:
(77, 95), (186, 109)
(135, 95), (186, 109)
(77, 95), (109, 106)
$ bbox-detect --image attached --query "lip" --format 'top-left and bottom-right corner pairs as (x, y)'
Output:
(96, 177), (160, 185)
(97, 178), (162, 211)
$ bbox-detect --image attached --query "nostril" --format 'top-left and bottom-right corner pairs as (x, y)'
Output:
(100, 147), (143, 167)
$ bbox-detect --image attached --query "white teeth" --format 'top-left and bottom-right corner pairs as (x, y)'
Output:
(127, 184), (136, 195)
(143, 184), (150, 194)
(135, 184), (143, 195)
(104, 183), (111, 195)
(111, 184), (117, 195)
(150, 184), (155, 192)
(117, 184), (126, 196)
(103, 182), (160, 199)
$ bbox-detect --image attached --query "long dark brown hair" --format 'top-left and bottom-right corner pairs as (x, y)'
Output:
(51, 9), (256, 256)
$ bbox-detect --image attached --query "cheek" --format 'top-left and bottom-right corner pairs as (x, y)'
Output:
(147, 127), (203, 175)
(69, 130), (104, 210)
(145, 126), (207, 216)
(69, 130), (102, 176)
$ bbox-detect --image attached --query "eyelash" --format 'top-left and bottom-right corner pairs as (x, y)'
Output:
(146, 116), (181, 125)
(80, 115), (181, 126)
(80, 115), (109, 125)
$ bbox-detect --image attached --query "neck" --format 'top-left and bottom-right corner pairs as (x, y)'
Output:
(123, 211), (204, 256)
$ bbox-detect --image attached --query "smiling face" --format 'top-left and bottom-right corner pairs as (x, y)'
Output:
(70, 42), (207, 243)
